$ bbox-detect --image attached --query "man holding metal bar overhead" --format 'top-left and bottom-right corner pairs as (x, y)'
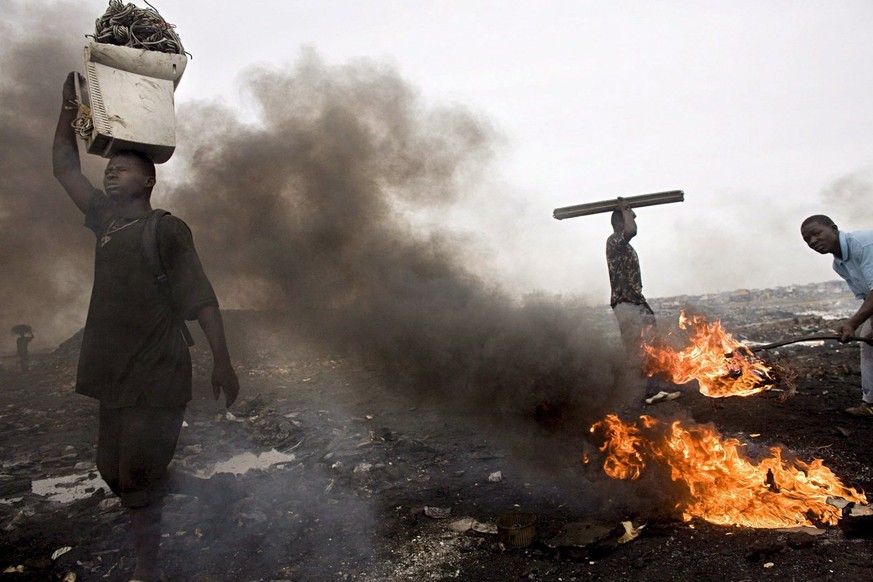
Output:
(553, 190), (683, 399)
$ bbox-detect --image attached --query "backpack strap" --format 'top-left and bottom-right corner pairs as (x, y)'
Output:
(142, 209), (170, 283)
(142, 209), (195, 347)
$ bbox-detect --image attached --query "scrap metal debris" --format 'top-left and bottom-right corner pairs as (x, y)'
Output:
(826, 497), (850, 510)
(447, 518), (497, 535)
(424, 506), (452, 519)
(617, 521), (644, 544)
(3, 284), (871, 579)
(51, 546), (73, 560)
(644, 391), (682, 405)
(826, 497), (873, 517)
(849, 505), (873, 517)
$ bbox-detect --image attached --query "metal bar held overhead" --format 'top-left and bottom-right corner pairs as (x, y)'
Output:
(553, 190), (685, 220)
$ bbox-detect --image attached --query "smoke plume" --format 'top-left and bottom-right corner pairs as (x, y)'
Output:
(169, 51), (625, 440)
(0, 1), (105, 351)
(820, 169), (873, 228)
(2, 2), (629, 482)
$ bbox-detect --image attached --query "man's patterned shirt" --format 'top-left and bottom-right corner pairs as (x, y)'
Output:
(606, 231), (647, 307)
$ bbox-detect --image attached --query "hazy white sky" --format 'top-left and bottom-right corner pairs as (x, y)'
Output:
(68, 1), (873, 301)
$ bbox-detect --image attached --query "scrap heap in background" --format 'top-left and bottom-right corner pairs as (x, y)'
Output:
(72, 0), (187, 163)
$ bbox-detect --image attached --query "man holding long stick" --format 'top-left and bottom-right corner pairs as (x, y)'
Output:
(801, 214), (873, 417)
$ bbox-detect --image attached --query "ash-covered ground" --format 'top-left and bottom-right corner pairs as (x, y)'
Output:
(2, 282), (873, 582)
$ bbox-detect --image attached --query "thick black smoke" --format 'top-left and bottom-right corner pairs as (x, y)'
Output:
(167, 52), (626, 442)
(0, 1), (104, 352)
(3, 2), (630, 486)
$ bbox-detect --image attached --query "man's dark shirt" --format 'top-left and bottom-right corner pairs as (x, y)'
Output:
(606, 231), (647, 308)
(76, 192), (218, 408)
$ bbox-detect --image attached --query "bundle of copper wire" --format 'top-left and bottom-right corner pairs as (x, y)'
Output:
(91, 0), (186, 55)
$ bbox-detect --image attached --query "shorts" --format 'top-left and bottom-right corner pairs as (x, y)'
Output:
(612, 302), (656, 356)
(96, 400), (186, 508)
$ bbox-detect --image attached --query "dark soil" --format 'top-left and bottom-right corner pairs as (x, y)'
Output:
(2, 308), (873, 582)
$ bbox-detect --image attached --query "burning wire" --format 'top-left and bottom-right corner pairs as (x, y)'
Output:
(89, 0), (188, 56)
(643, 311), (774, 398)
(590, 414), (867, 529)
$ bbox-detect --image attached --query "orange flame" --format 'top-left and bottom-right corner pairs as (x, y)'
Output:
(643, 311), (772, 397)
(591, 414), (866, 528)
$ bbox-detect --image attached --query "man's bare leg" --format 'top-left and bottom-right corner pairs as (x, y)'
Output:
(129, 500), (162, 582)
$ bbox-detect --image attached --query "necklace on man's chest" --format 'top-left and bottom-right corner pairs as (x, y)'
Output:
(100, 218), (142, 248)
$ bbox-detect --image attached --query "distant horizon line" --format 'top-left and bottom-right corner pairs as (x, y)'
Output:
(649, 278), (847, 301)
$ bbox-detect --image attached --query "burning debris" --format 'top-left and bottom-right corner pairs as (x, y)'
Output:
(643, 311), (774, 398)
(4, 291), (873, 578)
(591, 414), (867, 529)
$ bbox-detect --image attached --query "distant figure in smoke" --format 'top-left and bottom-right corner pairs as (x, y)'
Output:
(54, 72), (240, 582)
(606, 198), (655, 362)
(801, 215), (873, 417)
(12, 324), (33, 373)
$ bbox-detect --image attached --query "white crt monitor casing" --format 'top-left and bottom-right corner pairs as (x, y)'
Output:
(78, 42), (187, 164)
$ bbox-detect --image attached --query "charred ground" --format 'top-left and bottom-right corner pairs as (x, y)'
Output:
(2, 292), (873, 581)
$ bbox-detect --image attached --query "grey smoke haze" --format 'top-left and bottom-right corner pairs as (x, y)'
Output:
(0, 1), (102, 352)
(820, 170), (873, 228)
(6, 0), (873, 357)
(0, 1), (626, 463)
(5, 2), (873, 557)
(167, 52), (626, 435)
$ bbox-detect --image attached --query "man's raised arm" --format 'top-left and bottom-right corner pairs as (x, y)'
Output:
(53, 72), (95, 214)
(617, 198), (638, 240)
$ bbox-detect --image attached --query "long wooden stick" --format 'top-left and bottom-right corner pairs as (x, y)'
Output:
(750, 334), (873, 353)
